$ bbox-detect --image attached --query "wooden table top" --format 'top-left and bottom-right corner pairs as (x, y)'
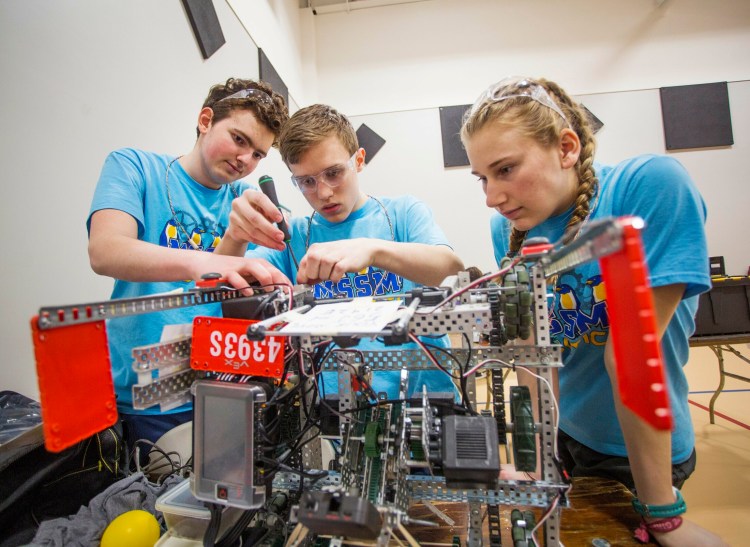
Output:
(406, 476), (655, 546)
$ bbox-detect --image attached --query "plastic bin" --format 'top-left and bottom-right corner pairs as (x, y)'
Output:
(155, 479), (244, 541)
(154, 529), (201, 547)
(694, 276), (750, 337)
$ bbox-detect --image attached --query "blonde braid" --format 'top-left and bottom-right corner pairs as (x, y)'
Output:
(540, 80), (599, 244)
(508, 228), (528, 256)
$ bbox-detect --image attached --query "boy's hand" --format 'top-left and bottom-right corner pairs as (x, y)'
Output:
(224, 189), (287, 251)
(296, 239), (376, 285)
(192, 253), (291, 295)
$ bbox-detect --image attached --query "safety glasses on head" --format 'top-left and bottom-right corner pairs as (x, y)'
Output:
(470, 77), (570, 127)
(291, 153), (358, 195)
(218, 88), (274, 107)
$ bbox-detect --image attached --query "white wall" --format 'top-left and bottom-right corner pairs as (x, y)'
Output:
(314, 0), (750, 115)
(227, 0), (318, 109)
(0, 0), (311, 399)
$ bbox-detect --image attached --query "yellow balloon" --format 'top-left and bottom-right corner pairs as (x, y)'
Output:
(100, 509), (161, 547)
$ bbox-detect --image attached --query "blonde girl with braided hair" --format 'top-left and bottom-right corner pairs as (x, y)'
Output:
(461, 77), (726, 547)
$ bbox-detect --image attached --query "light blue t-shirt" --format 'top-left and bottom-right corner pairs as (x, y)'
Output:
(250, 195), (458, 399)
(491, 155), (710, 462)
(87, 148), (252, 415)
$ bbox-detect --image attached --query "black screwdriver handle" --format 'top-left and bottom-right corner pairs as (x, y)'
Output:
(258, 175), (291, 242)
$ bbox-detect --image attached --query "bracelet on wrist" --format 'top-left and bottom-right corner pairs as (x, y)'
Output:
(634, 516), (684, 543)
(631, 486), (687, 518)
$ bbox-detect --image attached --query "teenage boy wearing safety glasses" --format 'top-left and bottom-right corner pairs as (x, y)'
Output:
(216, 103), (464, 398)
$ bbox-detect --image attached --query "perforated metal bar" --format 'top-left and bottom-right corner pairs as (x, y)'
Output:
(468, 501), (483, 547)
(407, 476), (570, 507)
(37, 286), (247, 330)
(131, 368), (197, 409)
(132, 336), (192, 372)
(410, 304), (493, 335)
(543, 506), (563, 547)
(319, 347), (562, 372)
(531, 264), (552, 348)
(541, 218), (623, 279)
(301, 353), (322, 470)
(337, 357), (355, 430)
(272, 470), (342, 490)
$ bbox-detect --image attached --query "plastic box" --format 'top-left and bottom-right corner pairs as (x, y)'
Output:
(155, 530), (201, 547)
(693, 276), (750, 337)
(155, 479), (244, 541)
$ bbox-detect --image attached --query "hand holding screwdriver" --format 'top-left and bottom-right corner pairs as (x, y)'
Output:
(258, 175), (300, 269)
(221, 180), (287, 252)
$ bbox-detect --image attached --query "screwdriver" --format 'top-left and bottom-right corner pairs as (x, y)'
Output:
(258, 175), (299, 270)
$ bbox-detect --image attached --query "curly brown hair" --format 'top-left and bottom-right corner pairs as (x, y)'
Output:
(461, 77), (598, 256)
(198, 78), (289, 147)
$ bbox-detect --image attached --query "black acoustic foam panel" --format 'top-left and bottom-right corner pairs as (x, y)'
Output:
(660, 82), (733, 150)
(580, 104), (604, 134)
(181, 0), (226, 60)
(439, 105), (471, 168)
(356, 124), (386, 164)
(259, 49), (289, 108)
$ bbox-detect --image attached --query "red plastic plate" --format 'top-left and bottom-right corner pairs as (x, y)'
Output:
(191, 316), (285, 379)
(30, 317), (117, 452)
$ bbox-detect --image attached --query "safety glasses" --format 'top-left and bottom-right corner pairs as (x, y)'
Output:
(218, 88), (273, 107)
(291, 153), (357, 195)
(470, 77), (570, 127)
